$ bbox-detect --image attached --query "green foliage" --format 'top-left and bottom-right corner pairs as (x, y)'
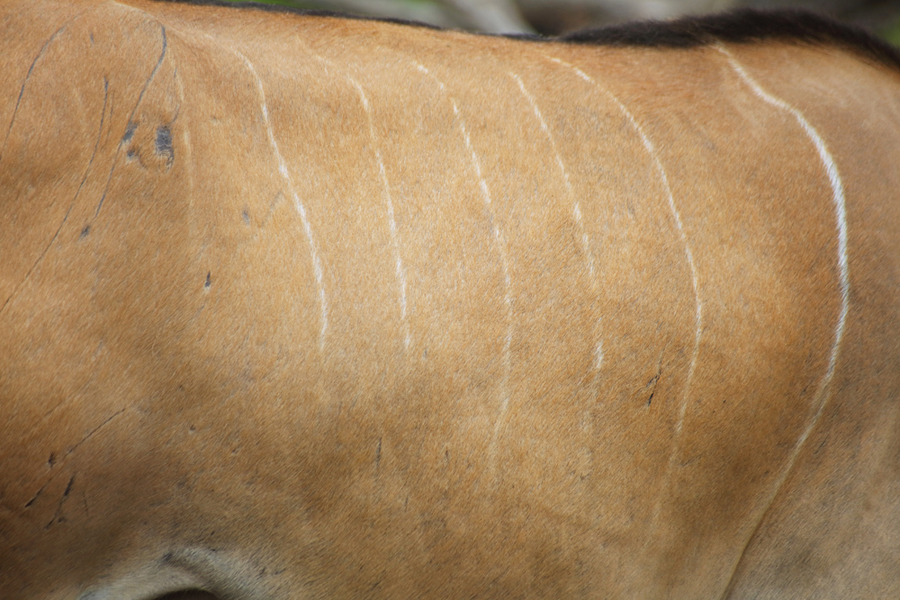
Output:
(881, 20), (900, 46)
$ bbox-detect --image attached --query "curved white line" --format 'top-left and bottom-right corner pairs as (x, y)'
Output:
(546, 55), (704, 543)
(292, 43), (412, 354)
(547, 56), (704, 432)
(509, 72), (596, 282)
(717, 42), (850, 514)
(414, 61), (514, 460)
(510, 71), (605, 381)
(345, 76), (412, 351)
(453, 98), (514, 445)
(238, 53), (329, 351)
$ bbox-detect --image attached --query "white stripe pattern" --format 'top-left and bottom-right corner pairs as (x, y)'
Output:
(548, 56), (704, 433)
(346, 76), (412, 351)
(510, 72), (605, 376)
(546, 55), (704, 542)
(238, 53), (329, 351)
(414, 62), (514, 462)
(717, 42), (850, 518)
(509, 72), (596, 282)
(289, 42), (413, 354)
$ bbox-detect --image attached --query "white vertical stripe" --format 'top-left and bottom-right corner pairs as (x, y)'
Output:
(238, 53), (329, 351)
(291, 43), (413, 354)
(510, 72), (596, 281)
(510, 71), (605, 381)
(548, 56), (704, 433)
(717, 42), (850, 516)
(451, 96), (515, 446)
(546, 55), (705, 542)
(346, 76), (412, 351)
(414, 61), (514, 464)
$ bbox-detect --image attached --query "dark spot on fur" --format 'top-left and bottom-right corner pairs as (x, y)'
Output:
(646, 371), (660, 406)
(122, 122), (137, 144)
(155, 125), (174, 163)
(62, 476), (74, 497)
(204, 272), (211, 289)
(80, 225), (91, 238)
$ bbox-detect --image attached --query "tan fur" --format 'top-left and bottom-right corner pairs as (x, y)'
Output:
(2, 1), (899, 598)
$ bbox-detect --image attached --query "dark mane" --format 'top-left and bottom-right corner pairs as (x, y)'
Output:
(151, 1), (900, 71)
(558, 9), (900, 71)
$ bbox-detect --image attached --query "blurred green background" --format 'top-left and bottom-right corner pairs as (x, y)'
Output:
(221, 0), (900, 42)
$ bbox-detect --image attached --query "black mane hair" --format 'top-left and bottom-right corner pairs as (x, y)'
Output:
(152, 1), (900, 71)
(559, 8), (900, 70)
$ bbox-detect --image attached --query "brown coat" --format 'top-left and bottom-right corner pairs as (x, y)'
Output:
(2, 2), (899, 598)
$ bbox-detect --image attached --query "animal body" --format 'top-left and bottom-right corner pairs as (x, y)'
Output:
(1, 1), (899, 598)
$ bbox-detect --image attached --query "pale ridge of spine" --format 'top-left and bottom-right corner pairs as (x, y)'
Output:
(238, 53), (329, 351)
(414, 61), (514, 465)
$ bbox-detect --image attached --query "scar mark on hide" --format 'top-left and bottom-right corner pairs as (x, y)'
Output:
(94, 23), (168, 219)
(155, 124), (173, 164)
(0, 12), (82, 166)
(45, 475), (75, 529)
(1, 78), (110, 315)
(25, 408), (125, 511)
(69, 408), (127, 457)
(2, 33), (64, 164)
